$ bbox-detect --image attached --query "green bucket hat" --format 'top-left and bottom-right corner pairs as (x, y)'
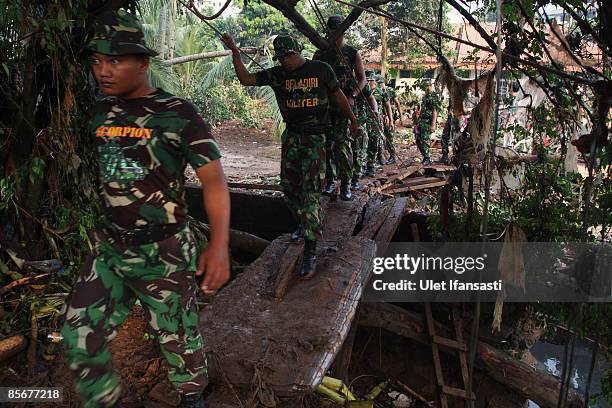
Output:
(85, 10), (158, 57)
(375, 74), (385, 84)
(272, 35), (301, 61)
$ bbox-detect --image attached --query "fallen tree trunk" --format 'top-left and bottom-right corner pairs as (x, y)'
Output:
(200, 224), (270, 256)
(0, 334), (28, 363)
(358, 303), (584, 408)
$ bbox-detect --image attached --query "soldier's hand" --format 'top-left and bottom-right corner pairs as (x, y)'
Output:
(221, 34), (238, 53)
(196, 242), (230, 295)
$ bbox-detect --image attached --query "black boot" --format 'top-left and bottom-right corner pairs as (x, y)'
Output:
(322, 180), (337, 199)
(291, 225), (303, 242)
(180, 393), (205, 408)
(298, 240), (317, 280)
(437, 155), (450, 164)
(350, 175), (362, 190)
(364, 165), (375, 177)
(385, 156), (396, 165)
(340, 181), (352, 201)
(377, 156), (385, 166)
(422, 157), (431, 165)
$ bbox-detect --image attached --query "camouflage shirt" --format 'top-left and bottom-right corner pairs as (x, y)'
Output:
(419, 91), (442, 123)
(91, 89), (221, 230)
(355, 83), (373, 111)
(255, 60), (339, 127)
(372, 86), (389, 113)
(313, 45), (358, 97)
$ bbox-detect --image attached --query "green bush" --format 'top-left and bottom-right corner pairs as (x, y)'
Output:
(188, 81), (269, 128)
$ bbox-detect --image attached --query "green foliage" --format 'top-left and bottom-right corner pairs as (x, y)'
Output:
(0, 0), (100, 339)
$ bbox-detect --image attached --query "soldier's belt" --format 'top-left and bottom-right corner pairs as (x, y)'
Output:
(99, 222), (187, 246)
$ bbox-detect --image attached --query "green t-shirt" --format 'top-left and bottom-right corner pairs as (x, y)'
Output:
(255, 60), (339, 127)
(91, 89), (221, 230)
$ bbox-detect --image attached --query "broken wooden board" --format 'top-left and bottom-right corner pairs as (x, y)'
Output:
(386, 177), (451, 194)
(200, 235), (376, 396)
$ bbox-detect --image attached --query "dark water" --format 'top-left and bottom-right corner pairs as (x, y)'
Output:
(528, 340), (610, 408)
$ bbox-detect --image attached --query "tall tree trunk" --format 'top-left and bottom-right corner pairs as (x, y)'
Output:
(167, 0), (176, 59)
(158, 0), (168, 59)
(381, 15), (388, 78)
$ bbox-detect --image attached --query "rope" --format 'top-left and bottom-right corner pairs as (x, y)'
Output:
(177, 0), (266, 70)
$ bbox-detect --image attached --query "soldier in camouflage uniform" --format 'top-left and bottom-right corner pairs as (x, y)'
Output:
(313, 15), (368, 200)
(414, 80), (441, 164)
(222, 33), (357, 279)
(364, 72), (384, 176)
(439, 100), (459, 164)
(372, 75), (394, 165)
(349, 69), (379, 189)
(377, 77), (397, 164)
(61, 11), (231, 408)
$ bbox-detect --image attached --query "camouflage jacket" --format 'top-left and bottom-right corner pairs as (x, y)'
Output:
(372, 86), (389, 113)
(91, 89), (221, 230)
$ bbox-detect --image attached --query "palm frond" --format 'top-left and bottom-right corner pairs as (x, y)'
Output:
(198, 55), (236, 91)
(254, 85), (284, 138)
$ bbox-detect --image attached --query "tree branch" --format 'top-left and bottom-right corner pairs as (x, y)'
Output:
(555, 1), (609, 56)
(262, 0), (329, 49)
(329, 0), (394, 44)
(165, 48), (258, 65)
(444, 0), (498, 50)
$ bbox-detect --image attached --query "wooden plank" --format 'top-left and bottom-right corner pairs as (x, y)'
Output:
(272, 242), (304, 300)
(425, 302), (449, 408)
(373, 197), (408, 257)
(378, 165), (421, 191)
(432, 335), (468, 352)
(386, 178), (451, 194)
(453, 307), (472, 395)
(442, 385), (475, 400)
(357, 199), (395, 239)
(201, 235), (377, 396)
(330, 317), (359, 383)
(227, 182), (283, 191)
(423, 164), (456, 172)
(321, 198), (366, 243)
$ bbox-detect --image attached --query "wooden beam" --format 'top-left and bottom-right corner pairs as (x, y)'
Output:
(373, 197), (408, 257)
(227, 182), (283, 191)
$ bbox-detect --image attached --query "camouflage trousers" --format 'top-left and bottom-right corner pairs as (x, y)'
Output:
(325, 110), (353, 183)
(415, 121), (432, 160)
(351, 106), (368, 177)
(441, 115), (459, 159)
(61, 227), (207, 408)
(281, 129), (326, 241)
(366, 116), (383, 167)
(383, 123), (396, 158)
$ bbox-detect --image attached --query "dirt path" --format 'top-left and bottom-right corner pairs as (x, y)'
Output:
(185, 119), (281, 184)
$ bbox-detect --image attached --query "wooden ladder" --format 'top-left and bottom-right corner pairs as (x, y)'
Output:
(424, 303), (476, 408)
